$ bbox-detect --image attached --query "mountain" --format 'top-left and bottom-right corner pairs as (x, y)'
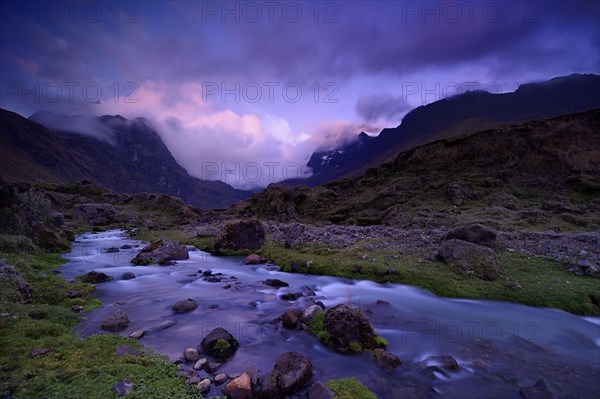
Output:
(0, 109), (250, 209)
(235, 108), (600, 229)
(278, 74), (600, 187)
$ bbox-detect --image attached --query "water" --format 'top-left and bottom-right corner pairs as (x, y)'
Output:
(59, 230), (600, 398)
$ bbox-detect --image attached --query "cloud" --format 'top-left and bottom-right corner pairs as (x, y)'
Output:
(355, 94), (411, 124)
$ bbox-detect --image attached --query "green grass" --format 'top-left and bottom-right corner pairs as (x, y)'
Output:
(0, 248), (204, 399)
(326, 378), (377, 399)
(255, 241), (599, 316)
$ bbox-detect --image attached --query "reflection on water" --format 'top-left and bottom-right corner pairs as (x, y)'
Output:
(59, 230), (600, 398)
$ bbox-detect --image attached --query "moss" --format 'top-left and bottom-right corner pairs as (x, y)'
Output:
(348, 341), (362, 353)
(375, 336), (388, 348)
(213, 339), (231, 355)
(326, 378), (377, 399)
(0, 245), (201, 399)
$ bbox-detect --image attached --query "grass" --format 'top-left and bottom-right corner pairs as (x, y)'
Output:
(253, 240), (599, 316)
(0, 248), (204, 399)
(326, 378), (377, 399)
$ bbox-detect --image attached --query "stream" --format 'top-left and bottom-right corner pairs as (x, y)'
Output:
(58, 230), (600, 398)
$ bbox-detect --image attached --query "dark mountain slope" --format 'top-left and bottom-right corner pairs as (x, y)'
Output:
(236, 109), (600, 229)
(0, 109), (250, 209)
(279, 74), (600, 187)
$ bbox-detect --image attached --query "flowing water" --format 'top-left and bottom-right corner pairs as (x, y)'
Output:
(59, 230), (600, 398)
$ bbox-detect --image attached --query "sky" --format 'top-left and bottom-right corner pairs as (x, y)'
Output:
(1, 0), (599, 188)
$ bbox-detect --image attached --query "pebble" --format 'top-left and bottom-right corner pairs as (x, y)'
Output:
(197, 379), (211, 394)
(129, 330), (145, 339)
(193, 358), (208, 370)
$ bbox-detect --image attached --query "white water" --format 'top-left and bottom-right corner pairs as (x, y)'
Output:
(59, 230), (600, 398)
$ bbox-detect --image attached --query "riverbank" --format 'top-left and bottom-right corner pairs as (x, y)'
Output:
(137, 221), (600, 316)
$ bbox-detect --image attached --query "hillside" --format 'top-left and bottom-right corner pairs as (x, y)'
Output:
(236, 109), (600, 230)
(0, 109), (250, 209)
(279, 74), (600, 187)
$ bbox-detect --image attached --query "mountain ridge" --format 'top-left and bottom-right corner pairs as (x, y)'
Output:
(0, 108), (251, 209)
(277, 73), (600, 187)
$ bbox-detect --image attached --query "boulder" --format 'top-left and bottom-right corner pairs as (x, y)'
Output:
(445, 224), (497, 246)
(280, 292), (302, 301)
(258, 352), (313, 398)
(131, 239), (189, 266)
(77, 271), (112, 284)
(0, 261), (32, 303)
(301, 305), (324, 324)
(244, 254), (266, 264)
(519, 379), (555, 399)
(73, 203), (116, 226)
(172, 299), (198, 313)
(101, 310), (130, 332)
(184, 348), (199, 362)
(282, 309), (302, 329)
(200, 327), (239, 358)
(213, 219), (265, 252)
(568, 260), (598, 277)
(373, 348), (401, 371)
(284, 224), (305, 248)
(308, 382), (336, 399)
(322, 304), (378, 352)
(197, 379), (211, 394)
(447, 182), (472, 206)
(437, 239), (500, 281)
(263, 279), (289, 288)
(323, 304), (379, 352)
(222, 372), (252, 399)
(122, 272), (136, 280)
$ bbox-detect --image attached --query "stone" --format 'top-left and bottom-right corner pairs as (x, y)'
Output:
(280, 292), (302, 301)
(308, 382), (336, 399)
(437, 239), (500, 281)
(447, 182), (472, 206)
(263, 278), (289, 288)
(200, 327), (239, 358)
(129, 330), (145, 339)
(184, 348), (199, 362)
(197, 379), (211, 394)
(258, 352), (313, 398)
(213, 219), (266, 252)
(131, 239), (189, 266)
(373, 348), (401, 370)
(121, 272), (136, 280)
(112, 381), (133, 396)
(0, 262), (32, 303)
(244, 253), (266, 264)
(172, 298), (198, 313)
(148, 319), (176, 333)
(73, 203), (116, 226)
(445, 224), (497, 246)
(106, 247), (120, 253)
(101, 310), (129, 332)
(222, 372), (252, 399)
(282, 309), (302, 329)
(193, 358), (208, 370)
(115, 345), (140, 357)
(519, 379), (555, 399)
(285, 224), (305, 248)
(214, 373), (228, 385)
(30, 348), (51, 357)
(301, 305), (324, 324)
(77, 271), (112, 284)
(323, 304), (379, 352)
